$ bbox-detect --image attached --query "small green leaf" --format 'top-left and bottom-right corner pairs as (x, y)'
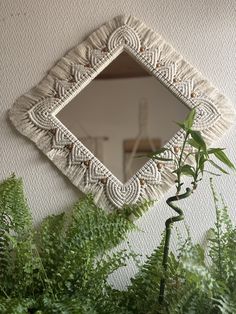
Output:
(172, 169), (181, 175)
(207, 148), (225, 154)
(195, 151), (200, 164)
(188, 138), (200, 149)
(180, 165), (195, 177)
(184, 109), (196, 130)
(190, 130), (207, 154)
(203, 170), (221, 176)
(212, 149), (235, 170)
(209, 160), (229, 174)
(136, 148), (170, 159)
(151, 156), (173, 161)
(199, 154), (206, 174)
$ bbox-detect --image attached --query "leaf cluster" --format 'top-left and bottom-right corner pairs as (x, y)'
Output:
(150, 109), (235, 193)
(1, 175), (236, 313)
(123, 182), (236, 313)
(0, 175), (135, 313)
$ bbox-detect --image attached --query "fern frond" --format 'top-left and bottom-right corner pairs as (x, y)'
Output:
(209, 179), (236, 283)
(36, 194), (135, 307)
(0, 175), (32, 231)
(0, 297), (35, 314)
(0, 175), (39, 298)
(182, 243), (217, 294)
(0, 175), (236, 314)
(36, 212), (67, 278)
(125, 233), (165, 313)
(122, 199), (154, 220)
(214, 294), (236, 314)
(0, 213), (13, 285)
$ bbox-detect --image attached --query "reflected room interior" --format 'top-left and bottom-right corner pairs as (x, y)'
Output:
(57, 52), (189, 183)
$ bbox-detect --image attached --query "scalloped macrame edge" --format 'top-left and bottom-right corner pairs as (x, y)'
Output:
(9, 15), (236, 212)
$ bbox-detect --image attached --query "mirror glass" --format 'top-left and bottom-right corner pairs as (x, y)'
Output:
(57, 52), (189, 183)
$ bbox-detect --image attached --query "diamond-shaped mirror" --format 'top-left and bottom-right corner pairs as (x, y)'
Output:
(57, 52), (189, 183)
(9, 15), (235, 211)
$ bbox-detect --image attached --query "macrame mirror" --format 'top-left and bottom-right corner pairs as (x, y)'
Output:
(9, 15), (235, 211)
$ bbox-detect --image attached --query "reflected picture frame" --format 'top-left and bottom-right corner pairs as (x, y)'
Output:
(9, 15), (235, 211)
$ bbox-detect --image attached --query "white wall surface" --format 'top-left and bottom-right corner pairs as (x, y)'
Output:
(0, 0), (236, 288)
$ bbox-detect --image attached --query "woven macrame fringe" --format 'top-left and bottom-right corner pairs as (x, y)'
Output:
(9, 15), (236, 213)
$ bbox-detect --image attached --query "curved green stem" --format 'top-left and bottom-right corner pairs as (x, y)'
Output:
(176, 132), (190, 194)
(158, 188), (192, 304)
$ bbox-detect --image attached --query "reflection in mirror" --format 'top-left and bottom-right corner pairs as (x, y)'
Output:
(57, 52), (189, 183)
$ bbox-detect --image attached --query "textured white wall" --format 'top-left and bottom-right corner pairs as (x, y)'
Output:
(1, 0), (236, 288)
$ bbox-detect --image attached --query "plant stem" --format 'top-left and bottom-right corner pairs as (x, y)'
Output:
(158, 188), (192, 304)
(210, 179), (223, 280)
(176, 132), (189, 194)
(34, 246), (57, 301)
(0, 285), (9, 299)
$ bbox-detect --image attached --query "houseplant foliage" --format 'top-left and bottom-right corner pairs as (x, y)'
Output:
(0, 176), (236, 314)
(0, 175), (136, 313)
(148, 108), (235, 304)
(0, 111), (235, 313)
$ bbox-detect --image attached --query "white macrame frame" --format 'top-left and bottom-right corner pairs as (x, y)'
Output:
(9, 15), (235, 211)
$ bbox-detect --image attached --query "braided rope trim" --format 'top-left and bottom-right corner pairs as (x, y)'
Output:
(9, 15), (236, 212)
